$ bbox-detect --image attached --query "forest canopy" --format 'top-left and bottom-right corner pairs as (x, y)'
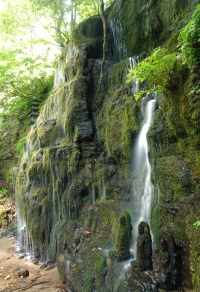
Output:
(0, 0), (113, 118)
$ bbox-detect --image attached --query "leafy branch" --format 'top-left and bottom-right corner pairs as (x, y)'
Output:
(127, 47), (177, 100)
(178, 4), (200, 68)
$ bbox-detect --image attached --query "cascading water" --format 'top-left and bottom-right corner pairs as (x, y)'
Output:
(17, 215), (33, 258)
(128, 57), (140, 94)
(132, 93), (156, 248)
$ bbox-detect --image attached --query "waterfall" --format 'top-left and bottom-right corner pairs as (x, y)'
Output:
(128, 57), (140, 94)
(17, 214), (33, 258)
(109, 19), (128, 60)
(132, 93), (156, 247)
(54, 42), (78, 88)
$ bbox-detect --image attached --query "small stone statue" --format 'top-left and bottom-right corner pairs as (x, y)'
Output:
(133, 221), (153, 271)
(153, 231), (182, 290)
(109, 211), (133, 261)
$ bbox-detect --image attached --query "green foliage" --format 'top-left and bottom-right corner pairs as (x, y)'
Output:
(16, 136), (26, 155)
(0, 188), (8, 195)
(9, 165), (15, 183)
(186, 214), (200, 289)
(193, 220), (200, 229)
(32, 0), (113, 43)
(0, 0), (59, 102)
(127, 47), (176, 100)
(83, 270), (93, 292)
(178, 4), (200, 68)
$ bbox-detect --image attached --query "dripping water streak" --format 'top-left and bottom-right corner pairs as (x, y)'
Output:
(17, 214), (33, 259)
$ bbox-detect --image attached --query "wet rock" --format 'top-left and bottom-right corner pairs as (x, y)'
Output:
(103, 156), (116, 165)
(73, 236), (80, 248)
(132, 221), (153, 272)
(40, 263), (48, 269)
(63, 241), (67, 251)
(74, 120), (93, 143)
(80, 141), (100, 158)
(6, 152), (13, 159)
(107, 165), (117, 177)
(18, 270), (29, 277)
(126, 269), (158, 292)
(78, 16), (103, 38)
(36, 150), (43, 161)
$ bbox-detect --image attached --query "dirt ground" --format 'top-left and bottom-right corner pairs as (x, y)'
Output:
(0, 236), (65, 292)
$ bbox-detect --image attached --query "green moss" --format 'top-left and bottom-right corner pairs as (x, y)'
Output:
(186, 211), (200, 288)
(26, 204), (45, 244)
(156, 156), (187, 200)
(72, 16), (103, 59)
(42, 196), (51, 219)
(115, 211), (132, 259)
(178, 135), (200, 182)
(94, 252), (107, 273)
(56, 180), (64, 195)
(9, 165), (15, 184)
(16, 136), (26, 155)
(83, 270), (93, 292)
(101, 206), (118, 243)
(0, 209), (6, 221)
(37, 122), (59, 147)
(27, 161), (43, 180)
(97, 65), (140, 163)
(151, 204), (161, 245)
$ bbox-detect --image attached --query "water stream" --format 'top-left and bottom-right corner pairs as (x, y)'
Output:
(132, 94), (156, 251)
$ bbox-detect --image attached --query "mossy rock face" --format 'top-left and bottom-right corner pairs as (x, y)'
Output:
(156, 155), (194, 200)
(180, 71), (200, 135)
(107, 0), (198, 58)
(72, 17), (103, 59)
(37, 120), (60, 147)
(186, 209), (200, 289)
(78, 16), (103, 38)
(27, 161), (43, 181)
(96, 59), (141, 165)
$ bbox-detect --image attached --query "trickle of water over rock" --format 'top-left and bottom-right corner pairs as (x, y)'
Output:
(54, 42), (78, 87)
(109, 18), (127, 60)
(17, 214), (33, 259)
(128, 56), (140, 94)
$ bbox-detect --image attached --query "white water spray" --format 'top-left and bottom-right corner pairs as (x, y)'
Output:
(132, 94), (156, 249)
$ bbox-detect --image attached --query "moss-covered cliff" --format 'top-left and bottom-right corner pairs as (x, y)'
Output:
(15, 0), (200, 291)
